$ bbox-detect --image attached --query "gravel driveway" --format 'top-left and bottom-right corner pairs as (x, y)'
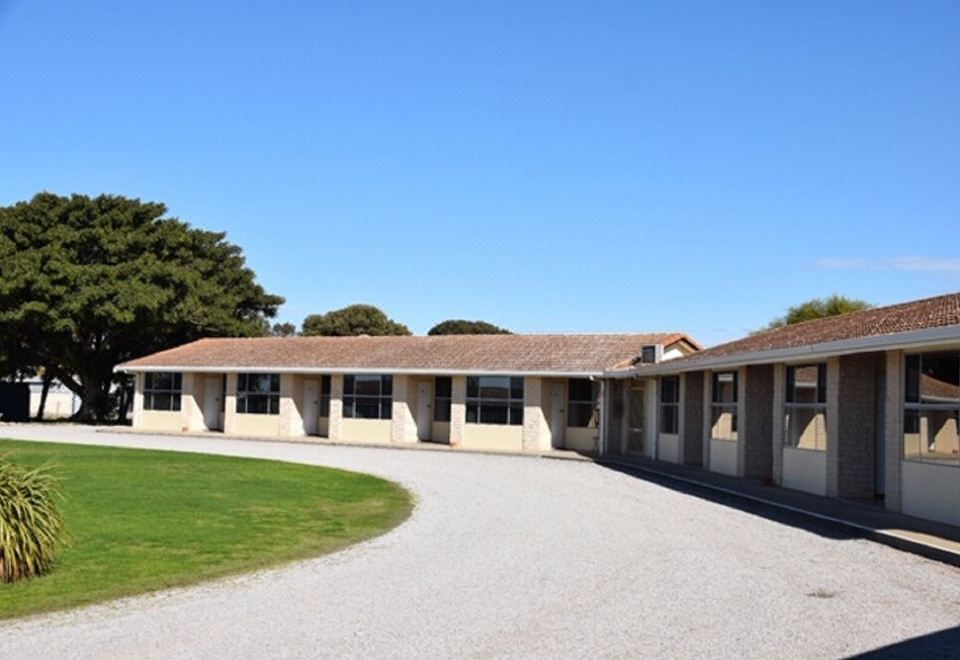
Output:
(0, 424), (958, 659)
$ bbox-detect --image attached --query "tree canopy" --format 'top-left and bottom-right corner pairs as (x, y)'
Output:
(270, 322), (298, 337)
(301, 305), (411, 337)
(427, 319), (511, 335)
(0, 192), (283, 421)
(763, 295), (872, 330)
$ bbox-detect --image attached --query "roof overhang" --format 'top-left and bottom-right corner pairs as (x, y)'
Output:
(602, 325), (960, 379)
(114, 365), (605, 378)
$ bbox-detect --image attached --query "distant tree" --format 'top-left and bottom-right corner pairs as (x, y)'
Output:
(301, 305), (411, 337)
(762, 295), (872, 331)
(271, 322), (298, 337)
(428, 319), (511, 335)
(0, 192), (284, 422)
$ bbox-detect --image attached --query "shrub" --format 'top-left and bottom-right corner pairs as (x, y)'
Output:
(0, 457), (65, 583)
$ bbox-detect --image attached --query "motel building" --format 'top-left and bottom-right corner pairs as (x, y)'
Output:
(118, 292), (960, 529)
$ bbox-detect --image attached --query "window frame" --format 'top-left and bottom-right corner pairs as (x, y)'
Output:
(659, 375), (680, 435)
(567, 378), (598, 428)
(710, 370), (739, 441)
(903, 351), (960, 466)
(236, 373), (281, 415)
(784, 363), (828, 451)
(434, 376), (452, 422)
(343, 374), (393, 420)
(143, 372), (182, 412)
(466, 376), (524, 426)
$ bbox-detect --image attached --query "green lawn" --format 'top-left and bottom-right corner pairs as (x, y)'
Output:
(0, 439), (413, 619)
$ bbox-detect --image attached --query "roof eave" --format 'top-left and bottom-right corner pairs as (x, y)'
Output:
(114, 365), (606, 378)
(602, 324), (960, 378)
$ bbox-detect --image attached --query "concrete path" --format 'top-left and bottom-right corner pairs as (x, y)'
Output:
(1, 425), (958, 659)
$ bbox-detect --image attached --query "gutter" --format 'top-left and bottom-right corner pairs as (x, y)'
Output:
(602, 325), (960, 379)
(114, 365), (606, 378)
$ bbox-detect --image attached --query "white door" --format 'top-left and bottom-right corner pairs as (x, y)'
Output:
(550, 381), (565, 449)
(302, 379), (319, 436)
(417, 381), (432, 441)
(203, 377), (222, 431)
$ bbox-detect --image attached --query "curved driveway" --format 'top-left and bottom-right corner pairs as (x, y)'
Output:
(1, 425), (958, 659)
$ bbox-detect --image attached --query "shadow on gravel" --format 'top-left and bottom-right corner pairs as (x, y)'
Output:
(851, 625), (960, 659)
(598, 461), (858, 541)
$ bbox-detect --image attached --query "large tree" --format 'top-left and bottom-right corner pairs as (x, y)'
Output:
(301, 305), (410, 337)
(0, 193), (284, 422)
(763, 295), (872, 330)
(428, 319), (511, 335)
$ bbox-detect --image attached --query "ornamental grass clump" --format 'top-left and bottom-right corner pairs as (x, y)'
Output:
(0, 457), (65, 583)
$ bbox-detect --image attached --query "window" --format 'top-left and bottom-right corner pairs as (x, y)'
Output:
(320, 375), (331, 417)
(434, 377), (452, 422)
(785, 364), (827, 451)
(567, 378), (598, 428)
(237, 373), (280, 415)
(466, 376), (523, 425)
(659, 376), (680, 435)
(144, 372), (182, 411)
(711, 371), (738, 440)
(344, 374), (392, 420)
(904, 352), (960, 465)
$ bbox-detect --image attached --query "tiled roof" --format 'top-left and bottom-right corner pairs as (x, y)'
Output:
(119, 333), (695, 375)
(659, 292), (960, 369)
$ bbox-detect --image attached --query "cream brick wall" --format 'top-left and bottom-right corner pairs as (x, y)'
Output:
(132, 372), (144, 428)
(884, 350), (903, 512)
(449, 376), (466, 447)
(223, 373), (238, 435)
(327, 374), (344, 441)
(390, 374), (419, 444)
(279, 373), (305, 438)
(771, 363), (786, 485)
(522, 377), (551, 451)
(181, 372), (205, 432)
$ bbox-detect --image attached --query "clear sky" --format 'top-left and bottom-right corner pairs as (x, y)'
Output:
(1, 1), (958, 345)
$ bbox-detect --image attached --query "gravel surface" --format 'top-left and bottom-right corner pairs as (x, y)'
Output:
(1, 424), (958, 659)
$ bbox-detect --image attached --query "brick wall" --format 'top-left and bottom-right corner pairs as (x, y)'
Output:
(327, 374), (344, 441)
(741, 364), (773, 480)
(449, 375), (466, 447)
(390, 374), (419, 444)
(884, 350), (903, 511)
(771, 363), (785, 485)
(833, 353), (881, 498)
(681, 371), (704, 466)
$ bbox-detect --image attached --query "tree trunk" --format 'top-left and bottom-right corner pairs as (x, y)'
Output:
(35, 371), (53, 421)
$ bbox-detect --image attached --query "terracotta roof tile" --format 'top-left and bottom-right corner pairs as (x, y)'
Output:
(668, 291), (960, 367)
(119, 333), (695, 374)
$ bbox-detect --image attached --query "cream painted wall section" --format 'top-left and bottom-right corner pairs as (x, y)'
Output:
(431, 421), (450, 444)
(139, 410), (183, 432)
(782, 447), (827, 496)
(318, 416), (329, 437)
(564, 427), (598, 452)
(462, 424), (523, 452)
(233, 414), (281, 437)
(644, 380), (658, 459)
(710, 439), (738, 476)
(658, 434), (681, 464)
(902, 461), (960, 527)
(341, 418), (392, 444)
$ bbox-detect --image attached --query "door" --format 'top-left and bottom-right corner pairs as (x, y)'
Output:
(203, 377), (222, 431)
(303, 379), (319, 436)
(550, 381), (566, 449)
(625, 384), (646, 454)
(417, 381), (432, 441)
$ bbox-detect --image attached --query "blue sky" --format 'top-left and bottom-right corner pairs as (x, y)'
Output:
(1, 1), (958, 345)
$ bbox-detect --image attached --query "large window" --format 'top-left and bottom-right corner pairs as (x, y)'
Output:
(434, 377), (452, 422)
(659, 376), (680, 434)
(711, 371), (738, 440)
(236, 373), (280, 414)
(785, 364), (827, 451)
(567, 378), (598, 428)
(904, 352), (959, 465)
(320, 375), (331, 417)
(466, 376), (523, 425)
(344, 374), (392, 420)
(144, 372), (182, 411)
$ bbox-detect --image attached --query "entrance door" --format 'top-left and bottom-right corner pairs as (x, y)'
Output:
(302, 379), (319, 436)
(625, 384), (646, 454)
(203, 376), (222, 431)
(550, 381), (566, 449)
(417, 381), (432, 441)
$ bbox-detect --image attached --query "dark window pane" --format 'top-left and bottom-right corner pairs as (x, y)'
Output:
(434, 399), (451, 422)
(342, 397), (354, 418)
(269, 395), (279, 415)
(568, 402), (593, 427)
(785, 367), (796, 403)
(660, 376), (679, 404)
(509, 402), (524, 425)
(270, 374), (280, 392)
(320, 398), (330, 417)
(238, 374), (248, 391)
(145, 373), (155, 390)
(355, 397), (381, 419)
(817, 364), (828, 404)
(905, 355), (920, 403)
(435, 377), (451, 398)
(321, 375), (331, 395)
(344, 375), (355, 395)
(920, 352), (960, 404)
(381, 400), (392, 419)
(354, 375), (381, 396)
(511, 377), (524, 400)
(568, 378), (593, 403)
(478, 376), (510, 400)
(480, 403), (508, 424)
(466, 377), (479, 399)
(660, 405), (678, 434)
(381, 375), (392, 396)
(466, 403), (478, 423)
(171, 394), (181, 412)
(152, 393), (172, 411)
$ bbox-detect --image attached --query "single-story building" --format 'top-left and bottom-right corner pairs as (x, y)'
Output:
(116, 333), (699, 454)
(601, 292), (960, 528)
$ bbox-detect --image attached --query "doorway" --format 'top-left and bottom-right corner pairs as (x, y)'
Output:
(550, 381), (566, 449)
(417, 380), (432, 441)
(202, 376), (222, 431)
(302, 379), (319, 436)
(625, 383), (646, 454)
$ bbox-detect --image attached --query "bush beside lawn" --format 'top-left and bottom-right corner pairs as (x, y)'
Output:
(0, 439), (413, 619)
